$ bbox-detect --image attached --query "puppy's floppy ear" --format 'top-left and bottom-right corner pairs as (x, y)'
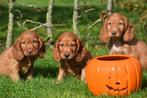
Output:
(75, 38), (86, 62)
(76, 48), (91, 62)
(53, 40), (61, 62)
(12, 38), (24, 61)
(99, 18), (110, 43)
(123, 18), (135, 42)
(37, 37), (46, 58)
(76, 38), (83, 54)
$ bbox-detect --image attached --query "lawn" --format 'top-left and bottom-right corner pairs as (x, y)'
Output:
(0, 0), (147, 98)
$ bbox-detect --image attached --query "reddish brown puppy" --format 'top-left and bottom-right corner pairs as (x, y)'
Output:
(0, 30), (45, 81)
(53, 32), (92, 82)
(99, 13), (147, 69)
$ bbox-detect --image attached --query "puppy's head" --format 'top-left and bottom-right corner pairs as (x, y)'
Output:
(53, 32), (83, 61)
(13, 30), (45, 61)
(99, 13), (135, 43)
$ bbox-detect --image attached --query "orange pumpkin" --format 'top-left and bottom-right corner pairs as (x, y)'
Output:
(86, 55), (142, 96)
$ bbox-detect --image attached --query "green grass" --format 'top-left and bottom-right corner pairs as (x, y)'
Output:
(0, 0), (147, 98)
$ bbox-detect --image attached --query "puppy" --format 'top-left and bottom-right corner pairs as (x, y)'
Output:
(99, 13), (147, 69)
(53, 32), (92, 82)
(0, 30), (45, 81)
(109, 44), (131, 55)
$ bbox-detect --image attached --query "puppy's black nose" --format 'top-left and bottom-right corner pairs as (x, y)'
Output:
(27, 48), (33, 54)
(64, 54), (70, 58)
(112, 32), (116, 36)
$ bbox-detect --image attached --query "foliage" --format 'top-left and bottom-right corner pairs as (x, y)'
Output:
(140, 10), (147, 32)
(113, 0), (146, 12)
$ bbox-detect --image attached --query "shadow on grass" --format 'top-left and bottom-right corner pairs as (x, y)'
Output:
(141, 73), (147, 89)
(33, 66), (58, 79)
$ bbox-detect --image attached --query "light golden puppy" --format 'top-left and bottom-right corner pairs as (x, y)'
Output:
(53, 32), (92, 82)
(0, 30), (45, 81)
(99, 13), (147, 69)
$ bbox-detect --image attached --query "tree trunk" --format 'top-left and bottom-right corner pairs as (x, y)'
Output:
(46, 0), (54, 42)
(107, 0), (112, 15)
(73, 0), (80, 35)
(6, 0), (15, 48)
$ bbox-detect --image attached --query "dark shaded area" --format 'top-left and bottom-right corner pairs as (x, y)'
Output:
(0, 4), (102, 48)
(141, 74), (147, 89)
(0, 4), (102, 32)
(33, 66), (58, 79)
(18, 66), (58, 80)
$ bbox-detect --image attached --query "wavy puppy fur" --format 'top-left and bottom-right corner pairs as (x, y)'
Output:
(0, 30), (45, 81)
(99, 13), (147, 69)
(53, 32), (92, 82)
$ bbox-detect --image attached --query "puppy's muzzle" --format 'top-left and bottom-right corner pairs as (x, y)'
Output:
(111, 31), (116, 36)
(64, 53), (70, 58)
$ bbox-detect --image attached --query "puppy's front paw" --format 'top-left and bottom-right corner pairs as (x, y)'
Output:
(55, 79), (63, 84)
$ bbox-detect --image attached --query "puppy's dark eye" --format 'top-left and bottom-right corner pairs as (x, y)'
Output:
(71, 44), (75, 47)
(60, 43), (64, 47)
(32, 40), (38, 44)
(119, 22), (123, 25)
(108, 22), (111, 25)
(21, 41), (25, 45)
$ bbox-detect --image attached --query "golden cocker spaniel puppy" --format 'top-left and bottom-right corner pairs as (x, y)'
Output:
(99, 13), (147, 69)
(53, 32), (92, 82)
(0, 30), (45, 81)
